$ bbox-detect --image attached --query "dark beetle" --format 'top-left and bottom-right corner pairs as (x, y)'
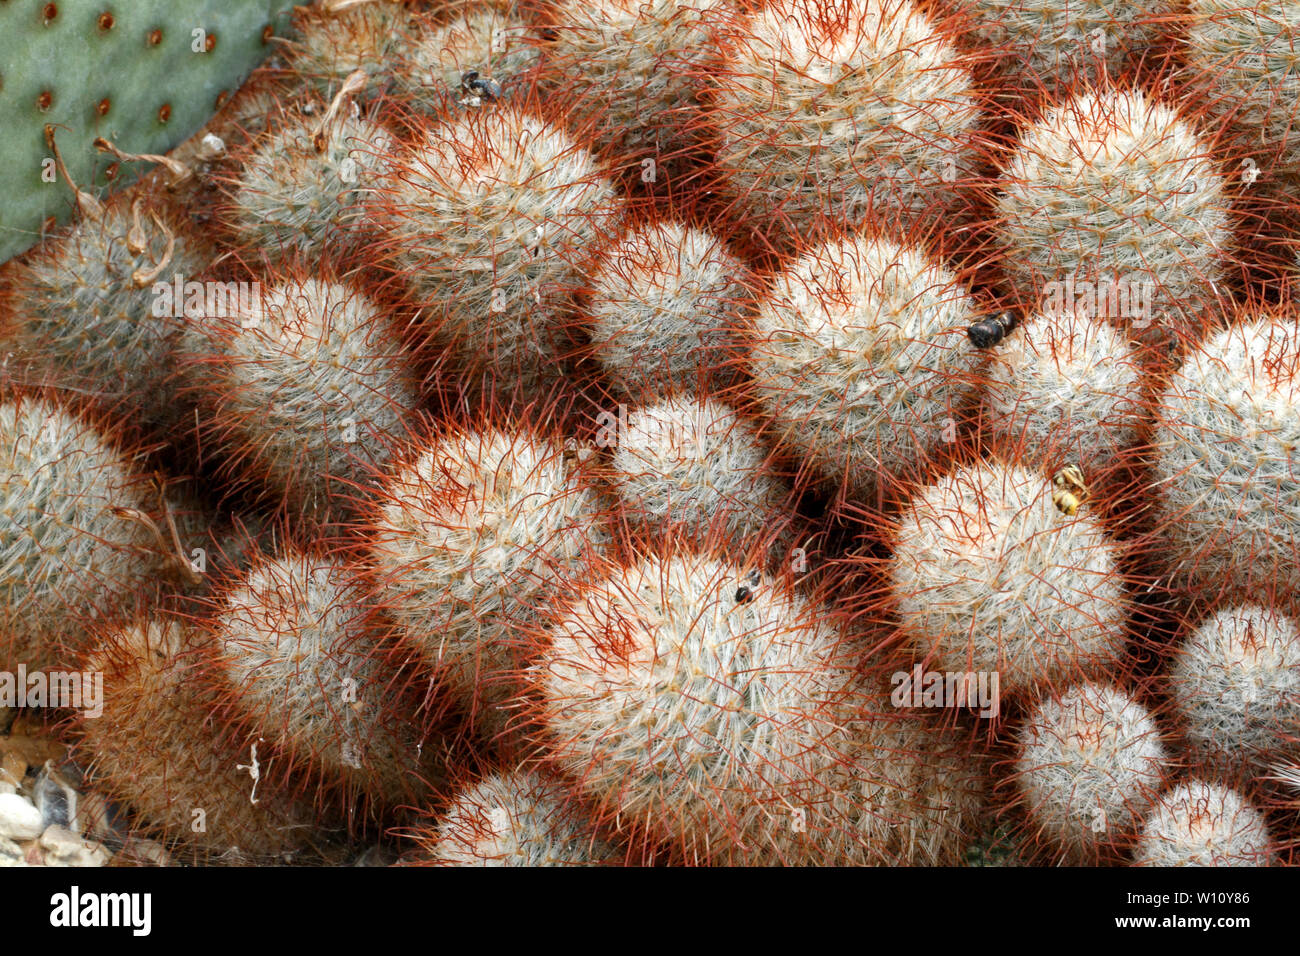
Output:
(461, 70), (502, 101)
(734, 570), (762, 604)
(967, 311), (1016, 349)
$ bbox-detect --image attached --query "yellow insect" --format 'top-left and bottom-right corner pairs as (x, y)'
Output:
(1051, 464), (1088, 516)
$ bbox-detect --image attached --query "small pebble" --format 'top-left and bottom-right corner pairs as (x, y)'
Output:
(39, 826), (111, 867)
(0, 793), (44, 841)
(0, 835), (23, 864)
(30, 762), (76, 829)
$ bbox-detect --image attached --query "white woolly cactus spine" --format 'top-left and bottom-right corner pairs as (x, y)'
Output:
(707, 0), (983, 239)
(1182, 0), (1300, 192)
(0, 396), (163, 670)
(607, 394), (793, 551)
(395, 4), (540, 106)
(191, 276), (420, 522)
(889, 462), (1129, 697)
(984, 307), (1146, 473)
(1133, 780), (1276, 866)
(944, 0), (1176, 97)
(994, 87), (1232, 350)
(78, 616), (313, 862)
(584, 221), (751, 400)
(229, 105), (393, 259)
(211, 550), (428, 810)
(1169, 603), (1300, 777)
(368, 427), (608, 735)
(4, 200), (206, 431)
(543, 0), (723, 172)
(1150, 315), (1300, 597)
(535, 549), (864, 864)
(747, 232), (985, 505)
(372, 105), (621, 399)
(416, 768), (614, 866)
(1013, 682), (1169, 862)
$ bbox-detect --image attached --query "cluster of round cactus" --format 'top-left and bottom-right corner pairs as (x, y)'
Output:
(3, 0), (1299, 868)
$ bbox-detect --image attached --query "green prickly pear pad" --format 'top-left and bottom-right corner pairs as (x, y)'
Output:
(0, 0), (299, 264)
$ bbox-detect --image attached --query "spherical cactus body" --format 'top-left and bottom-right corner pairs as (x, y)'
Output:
(940, 0), (1176, 103)
(1169, 602), (1300, 779)
(887, 461), (1130, 699)
(1012, 681), (1168, 863)
(395, 4), (541, 109)
(409, 767), (615, 865)
(76, 617), (314, 863)
(983, 307), (1146, 479)
(582, 219), (752, 401)
(4, 198), (208, 435)
(0, 395), (168, 670)
(1181, 0), (1300, 234)
(371, 104), (622, 401)
(994, 87), (1233, 353)
(542, 0), (723, 182)
(206, 549), (441, 822)
(707, 0), (984, 245)
(1149, 314), (1300, 598)
(188, 274), (421, 524)
(606, 394), (794, 554)
(1133, 779), (1276, 866)
(534, 543), (984, 864)
(747, 231), (985, 508)
(365, 424), (609, 737)
(287, 0), (428, 106)
(226, 102), (393, 260)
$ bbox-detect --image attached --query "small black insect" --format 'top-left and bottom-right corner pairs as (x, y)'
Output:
(734, 570), (761, 604)
(967, 311), (1016, 349)
(460, 70), (502, 101)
